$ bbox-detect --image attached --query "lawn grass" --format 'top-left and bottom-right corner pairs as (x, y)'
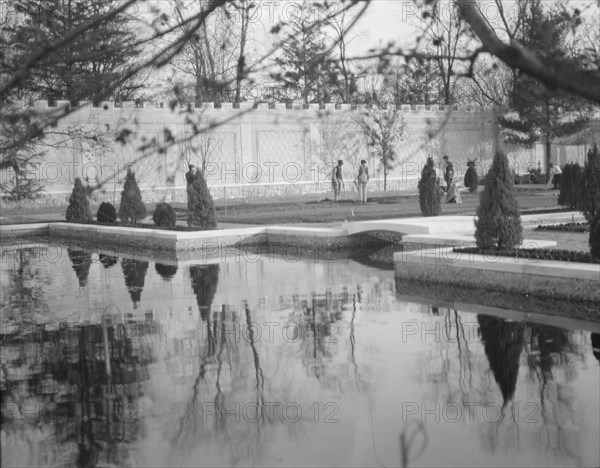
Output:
(1, 186), (565, 225)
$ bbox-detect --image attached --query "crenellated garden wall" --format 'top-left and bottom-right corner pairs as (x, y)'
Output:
(2, 101), (590, 205)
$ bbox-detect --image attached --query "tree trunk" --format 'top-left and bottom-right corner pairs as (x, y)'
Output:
(545, 133), (552, 182)
(195, 73), (204, 107)
(383, 148), (387, 192)
(235, 6), (248, 104)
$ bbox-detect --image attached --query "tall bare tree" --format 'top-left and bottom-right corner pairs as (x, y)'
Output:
(357, 106), (406, 191)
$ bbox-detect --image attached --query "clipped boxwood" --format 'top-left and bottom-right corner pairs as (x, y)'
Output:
(97, 201), (117, 223)
(153, 202), (176, 228)
(453, 247), (599, 264)
(536, 222), (589, 233)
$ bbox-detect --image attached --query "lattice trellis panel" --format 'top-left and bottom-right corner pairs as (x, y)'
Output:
(315, 121), (369, 181)
(185, 131), (237, 185)
(388, 131), (428, 180)
(504, 143), (537, 175)
(110, 131), (164, 188)
(256, 130), (307, 182)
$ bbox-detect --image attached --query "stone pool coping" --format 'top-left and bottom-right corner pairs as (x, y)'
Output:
(0, 211), (588, 258)
(0, 221), (382, 254)
(0, 210), (583, 239)
(400, 233), (557, 249)
(396, 293), (600, 333)
(394, 246), (600, 305)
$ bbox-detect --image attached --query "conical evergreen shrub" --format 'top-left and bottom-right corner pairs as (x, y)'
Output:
(418, 157), (442, 217)
(590, 214), (600, 259)
(581, 144), (600, 224)
(187, 168), (217, 229)
(557, 162), (583, 210)
(118, 168), (147, 224)
(475, 151), (523, 250)
(65, 177), (92, 222)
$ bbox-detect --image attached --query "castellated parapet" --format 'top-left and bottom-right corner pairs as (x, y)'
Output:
(28, 100), (498, 113)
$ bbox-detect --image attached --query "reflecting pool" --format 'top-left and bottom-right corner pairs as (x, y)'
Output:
(1, 241), (599, 467)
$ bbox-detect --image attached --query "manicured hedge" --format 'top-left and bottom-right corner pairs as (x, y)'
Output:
(453, 247), (600, 264)
(97, 202), (117, 224)
(152, 202), (176, 228)
(536, 222), (589, 233)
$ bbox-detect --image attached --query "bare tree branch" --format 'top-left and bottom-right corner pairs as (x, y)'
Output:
(455, 0), (600, 103)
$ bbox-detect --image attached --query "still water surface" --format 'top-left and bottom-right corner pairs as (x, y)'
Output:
(1, 242), (599, 467)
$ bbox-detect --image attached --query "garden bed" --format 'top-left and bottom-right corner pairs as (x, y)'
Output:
(519, 207), (573, 215)
(453, 246), (599, 264)
(536, 222), (589, 232)
(66, 219), (205, 232)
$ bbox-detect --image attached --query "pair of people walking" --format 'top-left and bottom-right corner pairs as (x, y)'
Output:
(331, 159), (370, 203)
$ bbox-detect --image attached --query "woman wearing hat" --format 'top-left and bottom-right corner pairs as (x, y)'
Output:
(355, 159), (370, 203)
(331, 160), (345, 201)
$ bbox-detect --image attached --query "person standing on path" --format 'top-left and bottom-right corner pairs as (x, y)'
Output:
(355, 159), (370, 203)
(547, 162), (562, 189)
(441, 155), (454, 191)
(331, 160), (345, 202)
(185, 164), (195, 185)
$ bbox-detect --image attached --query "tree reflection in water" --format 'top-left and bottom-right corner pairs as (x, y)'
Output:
(419, 309), (592, 465)
(478, 314), (525, 406)
(592, 333), (600, 362)
(154, 263), (178, 281)
(121, 259), (149, 309)
(98, 254), (118, 269)
(168, 268), (367, 466)
(290, 290), (342, 381)
(68, 247), (93, 289)
(521, 323), (586, 464)
(0, 319), (158, 467)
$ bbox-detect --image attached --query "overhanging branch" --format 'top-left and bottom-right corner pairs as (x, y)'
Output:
(455, 0), (600, 103)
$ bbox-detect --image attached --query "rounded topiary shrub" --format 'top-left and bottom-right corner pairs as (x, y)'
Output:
(418, 157), (442, 217)
(118, 168), (147, 224)
(97, 201), (117, 223)
(66, 177), (92, 222)
(153, 202), (176, 228)
(475, 151), (523, 250)
(187, 168), (217, 229)
(590, 214), (600, 259)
